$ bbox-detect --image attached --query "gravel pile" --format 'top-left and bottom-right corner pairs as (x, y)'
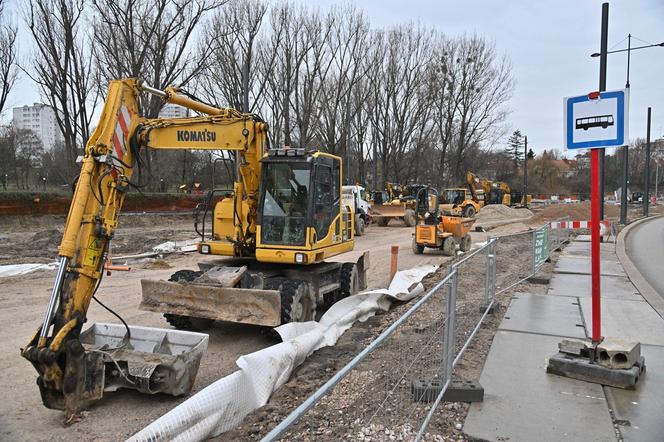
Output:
(476, 204), (533, 222)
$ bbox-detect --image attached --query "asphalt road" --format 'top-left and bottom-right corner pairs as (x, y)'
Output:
(625, 215), (664, 298)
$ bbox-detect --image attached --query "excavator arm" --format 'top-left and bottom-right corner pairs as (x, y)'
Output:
(21, 78), (268, 419)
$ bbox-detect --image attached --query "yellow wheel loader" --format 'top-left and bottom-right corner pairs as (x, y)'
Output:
(370, 183), (428, 227)
(21, 78), (368, 419)
(439, 187), (482, 217)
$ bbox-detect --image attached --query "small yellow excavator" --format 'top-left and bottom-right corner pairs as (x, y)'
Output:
(21, 78), (367, 419)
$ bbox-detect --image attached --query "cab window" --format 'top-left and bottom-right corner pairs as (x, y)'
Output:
(312, 160), (340, 241)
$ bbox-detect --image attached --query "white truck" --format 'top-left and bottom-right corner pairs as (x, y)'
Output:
(342, 185), (371, 236)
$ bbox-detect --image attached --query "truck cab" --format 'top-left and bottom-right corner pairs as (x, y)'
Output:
(342, 185), (370, 236)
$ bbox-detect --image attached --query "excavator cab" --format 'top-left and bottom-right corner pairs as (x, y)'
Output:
(255, 148), (353, 264)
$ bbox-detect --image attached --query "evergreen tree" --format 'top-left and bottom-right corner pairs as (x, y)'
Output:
(504, 130), (525, 167)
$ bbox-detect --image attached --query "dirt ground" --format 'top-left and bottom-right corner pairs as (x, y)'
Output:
(0, 201), (651, 441)
(0, 213), (482, 441)
(0, 213), (198, 265)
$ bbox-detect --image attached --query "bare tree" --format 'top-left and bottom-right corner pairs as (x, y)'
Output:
(0, 0), (18, 117)
(260, 3), (308, 147)
(364, 26), (434, 186)
(447, 36), (514, 180)
(26, 0), (99, 181)
(196, 0), (278, 114)
(316, 5), (369, 169)
(92, 0), (225, 118)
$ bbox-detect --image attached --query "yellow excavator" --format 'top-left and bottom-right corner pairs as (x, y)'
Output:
(21, 78), (367, 419)
(466, 171), (531, 207)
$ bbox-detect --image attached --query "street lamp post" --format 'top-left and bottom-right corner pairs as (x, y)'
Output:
(644, 107), (651, 216)
(523, 135), (528, 208)
(654, 140), (664, 205)
(591, 36), (664, 224)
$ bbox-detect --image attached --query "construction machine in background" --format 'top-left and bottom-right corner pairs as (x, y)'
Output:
(370, 182), (428, 227)
(342, 184), (371, 236)
(439, 187), (483, 217)
(21, 78), (368, 419)
(466, 171), (531, 208)
(411, 188), (475, 256)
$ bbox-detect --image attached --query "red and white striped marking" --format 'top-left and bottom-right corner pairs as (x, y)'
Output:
(112, 105), (131, 166)
(550, 220), (611, 236)
(549, 220), (610, 229)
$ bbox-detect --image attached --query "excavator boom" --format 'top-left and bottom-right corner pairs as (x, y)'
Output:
(21, 79), (268, 418)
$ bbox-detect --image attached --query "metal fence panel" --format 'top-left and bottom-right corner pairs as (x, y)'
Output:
(494, 230), (535, 296)
(262, 272), (455, 441)
(264, 220), (563, 441)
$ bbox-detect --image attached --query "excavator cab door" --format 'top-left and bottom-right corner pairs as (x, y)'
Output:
(310, 156), (341, 245)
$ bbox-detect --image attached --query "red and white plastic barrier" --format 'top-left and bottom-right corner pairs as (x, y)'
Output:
(550, 220), (611, 236)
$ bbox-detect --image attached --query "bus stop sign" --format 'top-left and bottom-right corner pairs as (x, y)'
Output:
(564, 89), (629, 150)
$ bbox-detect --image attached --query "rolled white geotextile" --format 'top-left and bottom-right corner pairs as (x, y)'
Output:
(129, 265), (438, 442)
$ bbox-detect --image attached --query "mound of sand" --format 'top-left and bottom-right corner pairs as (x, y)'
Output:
(476, 204), (533, 222)
(528, 201), (619, 225)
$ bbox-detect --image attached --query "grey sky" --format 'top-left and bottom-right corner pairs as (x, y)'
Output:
(4, 0), (664, 155)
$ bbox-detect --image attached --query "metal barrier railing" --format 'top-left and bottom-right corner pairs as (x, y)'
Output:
(262, 221), (571, 441)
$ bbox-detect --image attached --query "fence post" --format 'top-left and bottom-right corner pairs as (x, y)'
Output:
(531, 229), (537, 276)
(489, 239), (496, 303)
(443, 268), (458, 384)
(484, 238), (496, 309)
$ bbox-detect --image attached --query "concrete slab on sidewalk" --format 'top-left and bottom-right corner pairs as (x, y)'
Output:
(464, 331), (615, 442)
(606, 344), (664, 442)
(555, 255), (627, 277)
(500, 293), (586, 338)
(561, 242), (619, 261)
(547, 273), (642, 301)
(579, 298), (664, 346)
(563, 241), (616, 254)
(577, 234), (591, 242)
(560, 250), (620, 262)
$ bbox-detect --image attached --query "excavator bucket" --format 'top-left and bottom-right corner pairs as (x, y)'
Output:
(78, 323), (208, 397)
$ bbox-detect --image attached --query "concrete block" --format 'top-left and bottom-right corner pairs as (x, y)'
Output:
(411, 379), (485, 403)
(443, 380), (484, 402)
(559, 339), (591, 356)
(597, 338), (641, 369)
(547, 352), (645, 389)
(411, 378), (443, 403)
(527, 276), (550, 285)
